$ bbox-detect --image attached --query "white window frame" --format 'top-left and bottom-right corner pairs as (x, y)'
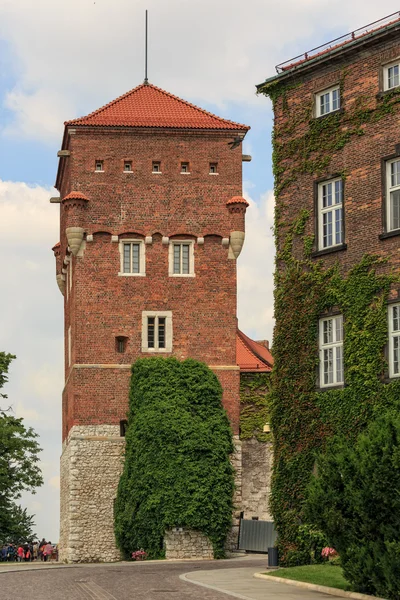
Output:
(95, 160), (104, 172)
(318, 177), (344, 250)
(315, 86), (340, 117)
(388, 304), (400, 378)
(383, 60), (400, 91)
(180, 162), (190, 174)
(142, 311), (172, 353)
(152, 161), (162, 174)
(123, 161), (133, 173)
(319, 315), (344, 388)
(168, 240), (195, 277)
(386, 158), (400, 232)
(118, 239), (145, 276)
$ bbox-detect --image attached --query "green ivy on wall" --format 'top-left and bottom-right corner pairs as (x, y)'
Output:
(258, 75), (400, 565)
(114, 357), (235, 559)
(240, 372), (271, 442)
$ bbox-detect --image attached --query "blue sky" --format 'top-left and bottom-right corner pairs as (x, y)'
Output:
(0, 0), (398, 543)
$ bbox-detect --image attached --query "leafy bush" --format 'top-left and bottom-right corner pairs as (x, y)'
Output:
(114, 357), (235, 559)
(284, 525), (327, 567)
(306, 411), (400, 599)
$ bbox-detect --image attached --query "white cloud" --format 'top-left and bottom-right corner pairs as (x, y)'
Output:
(0, 0), (398, 141)
(237, 188), (275, 343)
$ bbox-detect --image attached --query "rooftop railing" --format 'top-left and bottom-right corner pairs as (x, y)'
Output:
(276, 12), (400, 73)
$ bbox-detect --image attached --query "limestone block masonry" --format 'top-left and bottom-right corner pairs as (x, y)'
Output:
(60, 429), (244, 562)
(241, 438), (273, 521)
(60, 425), (124, 563)
(164, 529), (214, 560)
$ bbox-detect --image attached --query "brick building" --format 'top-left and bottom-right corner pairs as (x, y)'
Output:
(256, 13), (400, 558)
(52, 82), (272, 561)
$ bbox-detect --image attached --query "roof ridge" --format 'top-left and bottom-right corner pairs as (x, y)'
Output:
(65, 82), (249, 130)
(238, 329), (273, 367)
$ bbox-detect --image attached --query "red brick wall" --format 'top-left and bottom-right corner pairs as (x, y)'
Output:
(273, 35), (400, 275)
(57, 127), (245, 439)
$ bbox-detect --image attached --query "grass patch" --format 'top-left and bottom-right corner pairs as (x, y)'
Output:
(264, 563), (350, 591)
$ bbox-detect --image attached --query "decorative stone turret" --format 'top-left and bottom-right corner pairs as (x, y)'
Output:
(62, 191), (89, 256)
(226, 196), (249, 259)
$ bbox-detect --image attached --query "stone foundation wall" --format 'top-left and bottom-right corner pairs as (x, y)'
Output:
(241, 438), (273, 521)
(164, 529), (214, 559)
(59, 425), (125, 563)
(60, 428), (245, 562)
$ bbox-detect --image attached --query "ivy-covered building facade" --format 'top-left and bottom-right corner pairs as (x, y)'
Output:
(257, 13), (400, 562)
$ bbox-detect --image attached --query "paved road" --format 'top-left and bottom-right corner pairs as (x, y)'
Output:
(0, 557), (342, 600)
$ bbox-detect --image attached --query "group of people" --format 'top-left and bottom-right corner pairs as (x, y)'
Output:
(1, 540), (57, 562)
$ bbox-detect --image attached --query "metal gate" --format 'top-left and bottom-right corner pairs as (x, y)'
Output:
(238, 519), (277, 552)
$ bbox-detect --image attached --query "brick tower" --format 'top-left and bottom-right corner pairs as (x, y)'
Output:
(52, 83), (250, 562)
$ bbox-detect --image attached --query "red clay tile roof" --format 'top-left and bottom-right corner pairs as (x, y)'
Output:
(63, 191), (89, 201)
(237, 330), (273, 373)
(52, 242), (60, 252)
(227, 196), (250, 207)
(65, 83), (250, 131)
(63, 191), (89, 202)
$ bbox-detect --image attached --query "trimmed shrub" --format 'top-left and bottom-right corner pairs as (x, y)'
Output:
(306, 411), (400, 599)
(114, 357), (235, 559)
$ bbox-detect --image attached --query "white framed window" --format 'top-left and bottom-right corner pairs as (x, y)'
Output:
(124, 161), (133, 172)
(169, 241), (195, 277)
(95, 160), (104, 172)
(209, 162), (218, 174)
(152, 161), (161, 173)
(319, 315), (344, 387)
(388, 304), (400, 378)
(118, 240), (145, 276)
(318, 178), (344, 250)
(142, 311), (172, 352)
(386, 158), (400, 232)
(180, 162), (190, 174)
(384, 61), (400, 91)
(316, 86), (340, 117)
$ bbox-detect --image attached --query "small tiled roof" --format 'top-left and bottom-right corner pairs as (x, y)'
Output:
(227, 196), (250, 207)
(52, 242), (61, 252)
(66, 83), (250, 131)
(63, 191), (89, 201)
(237, 330), (273, 373)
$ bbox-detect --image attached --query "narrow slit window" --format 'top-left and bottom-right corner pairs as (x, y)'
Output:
(180, 162), (190, 173)
(95, 160), (104, 172)
(152, 161), (161, 173)
(209, 162), (218, 174)
(124, 161), (132, 172)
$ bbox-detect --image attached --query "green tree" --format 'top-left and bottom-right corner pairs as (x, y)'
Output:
(114, 357), (235, 559)
(306, 411), (400, 599)
(0, 352), (43, 543)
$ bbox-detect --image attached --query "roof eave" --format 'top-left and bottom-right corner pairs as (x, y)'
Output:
(257, 21), (400, 93)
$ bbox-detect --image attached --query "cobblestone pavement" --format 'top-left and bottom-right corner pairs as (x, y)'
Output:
(0, 557), (340, 600)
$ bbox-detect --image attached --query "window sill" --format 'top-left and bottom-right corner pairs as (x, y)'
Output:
(180, 172), (191, 175)
(209, 172), (219, 175)
(123, 171), (134, 174)
(94, 170), (104, 173)
(318, 384), (345, 392)
(311, 243), (347, 258)
(152, 171), (162, 175)
(142, 347), (172, 353)
(376, 88), (400, 100)
(118, 272), (146, 277)
(379, 229), (400, 240)
(314, 107), (344, 120)
(169, 273), (195, 278)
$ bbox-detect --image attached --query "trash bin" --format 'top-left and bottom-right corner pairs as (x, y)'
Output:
(268, 547), (279, 567)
